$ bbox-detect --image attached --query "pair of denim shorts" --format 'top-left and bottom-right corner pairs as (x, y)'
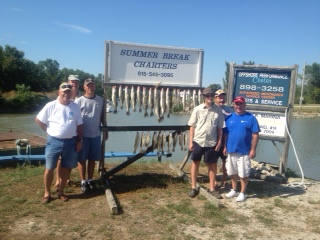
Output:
(45, 135), (78, 169)
(78, 136), (101, 162)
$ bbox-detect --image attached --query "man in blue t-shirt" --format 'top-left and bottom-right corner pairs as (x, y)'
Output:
(223, 96), (260, 202)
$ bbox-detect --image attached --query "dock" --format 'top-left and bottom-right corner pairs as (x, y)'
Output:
(0, 131), (46, 156)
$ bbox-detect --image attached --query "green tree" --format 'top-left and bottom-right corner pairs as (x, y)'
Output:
(302, 62), (320, 104)
(0, 45), (25, 92)
(222, 61), (229, 91)
(207, 84), (222, 92)
(38, 59), (61, 90)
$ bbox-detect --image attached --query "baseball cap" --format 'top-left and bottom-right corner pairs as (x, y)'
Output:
(215, 89), (226, 96)
(59, 82), (72, 91)
(84, 78), (95, 85)
(68, 75), (79, 81)
(233, 96), (246, 103)
(201, 88), (214, 96)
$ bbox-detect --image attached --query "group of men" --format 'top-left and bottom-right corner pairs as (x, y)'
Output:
(188, 88), (260, 202)
(36, 79), (258, 204)
(35, 75), (108, 204)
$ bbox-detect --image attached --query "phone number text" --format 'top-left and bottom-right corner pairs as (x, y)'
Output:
(138, 71), (173, 77)
(239, 84), (284, 92)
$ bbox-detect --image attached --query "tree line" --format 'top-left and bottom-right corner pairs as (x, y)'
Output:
(0, 44), (104, 112)
(0, 44), (319, 112)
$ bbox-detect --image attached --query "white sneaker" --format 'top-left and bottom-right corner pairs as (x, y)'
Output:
(225, 189), (238, 198)
(236, 192), (246, 202)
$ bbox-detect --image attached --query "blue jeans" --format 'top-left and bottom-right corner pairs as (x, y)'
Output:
(45, 135), (78, 170)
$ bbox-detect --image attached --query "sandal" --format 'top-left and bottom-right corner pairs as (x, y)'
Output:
(54, 184), (60, 193)
(57, 194), (69, 202)
(41, 196), (52, 204)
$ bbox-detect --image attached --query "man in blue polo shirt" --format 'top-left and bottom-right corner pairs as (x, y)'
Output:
(223, 96), (260, 202)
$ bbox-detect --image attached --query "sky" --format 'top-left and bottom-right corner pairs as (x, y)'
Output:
(1, 0), (319, 87)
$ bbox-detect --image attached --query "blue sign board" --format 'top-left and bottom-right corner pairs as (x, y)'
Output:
(234, 69), (291, 107)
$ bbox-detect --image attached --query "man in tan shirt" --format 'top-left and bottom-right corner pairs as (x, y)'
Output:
(188, 88), (225, 199)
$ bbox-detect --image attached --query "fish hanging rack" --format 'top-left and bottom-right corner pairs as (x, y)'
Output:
(99, 124), (190, 214)
(103, 82), (204, 91)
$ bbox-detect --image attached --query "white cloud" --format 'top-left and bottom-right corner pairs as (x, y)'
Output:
(55, 22), (92, 34)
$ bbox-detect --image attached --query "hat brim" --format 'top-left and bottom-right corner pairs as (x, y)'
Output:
(84, 81), (94, 85)
(234, 100), (245, 103)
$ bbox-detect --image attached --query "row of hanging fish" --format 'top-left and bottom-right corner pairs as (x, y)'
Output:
(133, 131), (189, 155)
(111, 85), (203, 122)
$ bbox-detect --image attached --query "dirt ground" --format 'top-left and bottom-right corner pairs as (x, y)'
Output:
(1, 161), (320, 240)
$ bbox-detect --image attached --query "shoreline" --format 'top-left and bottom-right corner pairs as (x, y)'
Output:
(292, 112), (320, 119)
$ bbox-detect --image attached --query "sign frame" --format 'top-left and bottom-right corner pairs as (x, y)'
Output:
(104, 41), (204, 88)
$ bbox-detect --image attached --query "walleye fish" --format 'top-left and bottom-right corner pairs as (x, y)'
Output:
(177, 89), (181, 111)
(118, 85), (124, 109)
(131, 86), (136, 112)
(140, 132), (145, 153)
(162, 132), (167, 155)
(124, 86), (130, 115)
(160, 88), (166, 120)
(198, 89), (202, 105)
(171, 89), (176, 113)
(192, 89), (197, 110)
(142, 87), (148, 117)
(186, 89), (191, 111)
(112, 86), (118, 114)
(157, 131), (163, 153)
(166, 88), (171, 118)
(137, 86), (142, 113)
(133, 132), (140, 154)
(154, 88), (161, 122)
(167, 131), (172, 154)
(148, 87), (154, 117)
(151, 131), (158, 152)
(182, 90), (186, 112)
(183, 131), (188, 151)
(172, 131), (178, 152)
(145, 131), (151, 148)
(179, 131), (184, 150)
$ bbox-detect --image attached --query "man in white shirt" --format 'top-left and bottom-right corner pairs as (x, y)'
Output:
(35, 82), (83, 204)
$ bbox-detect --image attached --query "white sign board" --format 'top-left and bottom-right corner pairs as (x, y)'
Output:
(252, 111), (286, 138)
(107, 41), (203, 87)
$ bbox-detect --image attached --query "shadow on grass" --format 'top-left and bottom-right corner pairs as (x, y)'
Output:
(108, 172), (183, 194)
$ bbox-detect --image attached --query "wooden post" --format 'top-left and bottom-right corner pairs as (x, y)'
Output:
(105, 178), (119, 214)
(280, 64), (298, 174)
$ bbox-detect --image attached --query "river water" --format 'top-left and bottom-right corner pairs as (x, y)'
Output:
(0, 112), (319, 181)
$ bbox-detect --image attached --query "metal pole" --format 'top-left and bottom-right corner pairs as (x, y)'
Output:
(99, 41), (109, 178)
(299, 60), (306, 111)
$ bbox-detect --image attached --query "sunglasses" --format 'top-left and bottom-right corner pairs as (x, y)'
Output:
(60, 84), (72, 89)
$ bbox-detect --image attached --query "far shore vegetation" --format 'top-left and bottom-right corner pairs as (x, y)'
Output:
(1, 44), (320, 113)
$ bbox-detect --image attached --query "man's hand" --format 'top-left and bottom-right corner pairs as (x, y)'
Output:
(76, 142), (83, 152)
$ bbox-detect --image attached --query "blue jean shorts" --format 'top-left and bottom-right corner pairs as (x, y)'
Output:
(78, 135), (101, 162)
(190, 141), (219, 164)
(45, 135), (78, 170)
